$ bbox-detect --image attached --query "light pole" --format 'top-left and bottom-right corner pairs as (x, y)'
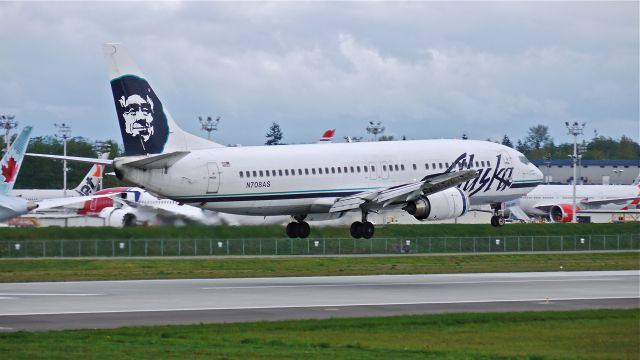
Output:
(565, 121), (586, 223)
(92, 141), (111, 190)
(0, 114), (18, 154)
(199, 116), (220, 140)
(55, 123), (72, 197)
(366, 121), (385, 141)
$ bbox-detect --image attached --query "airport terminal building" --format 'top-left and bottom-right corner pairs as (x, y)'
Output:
(531, 160), (640, 185)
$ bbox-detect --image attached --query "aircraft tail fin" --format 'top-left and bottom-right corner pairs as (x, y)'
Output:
(72, 152), (109, 196)
(103, 44), (224, 156)
(318, 129), (336, 143)
(0, 126), (32, 195)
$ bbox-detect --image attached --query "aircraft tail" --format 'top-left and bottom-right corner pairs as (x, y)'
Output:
(103, 43), (224, 156)
(318, 129), (336, 143)
(632, 173), (640, 186)
(72, 152), (109, 196)
(0, 126), (32, 195)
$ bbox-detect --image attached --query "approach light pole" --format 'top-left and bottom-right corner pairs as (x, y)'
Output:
(565, 121), (586, 223)
(366, 121), (385, 141)
(55, 123), (72, 197)
(0, 114), (18, 154)
(199, 116), (220, 140)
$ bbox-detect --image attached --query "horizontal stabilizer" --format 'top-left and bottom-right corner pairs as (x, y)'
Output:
(119, 151), (190, 170)
(26, 153), (114, 165)
(35, 193), (119, 211)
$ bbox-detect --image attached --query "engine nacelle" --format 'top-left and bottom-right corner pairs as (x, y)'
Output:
(404, 187), (469, 221)
(98, 207), (138, 227)
(549, 204), (581, 223)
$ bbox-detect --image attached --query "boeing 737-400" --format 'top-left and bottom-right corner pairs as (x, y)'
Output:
(28, 44), (543, 238)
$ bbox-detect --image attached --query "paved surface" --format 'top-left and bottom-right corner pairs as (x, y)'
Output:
(0, 271), (637, 331)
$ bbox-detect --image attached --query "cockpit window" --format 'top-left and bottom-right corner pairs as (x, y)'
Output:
(518, 155), (530, 165)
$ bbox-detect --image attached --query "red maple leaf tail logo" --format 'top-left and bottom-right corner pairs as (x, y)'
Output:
(1, 157), (18, 183)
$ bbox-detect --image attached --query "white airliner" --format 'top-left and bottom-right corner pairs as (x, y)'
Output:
(29, 44), (543, 238)
(509, 178), (640, 222)
(0, 127), (115, 222)
(11, 153), (108, 202)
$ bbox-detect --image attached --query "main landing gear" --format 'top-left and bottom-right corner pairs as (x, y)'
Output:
(490, 203), (506, 227)
(350, 210), (375, 239)
(286, 215), (310, 238)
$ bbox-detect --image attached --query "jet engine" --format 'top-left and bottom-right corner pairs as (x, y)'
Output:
(403, 187), (469, 221)
(549, 204), (580, 223)
(98, 207), (138, 227)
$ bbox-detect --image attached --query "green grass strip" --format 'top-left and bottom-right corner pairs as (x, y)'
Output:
(0, 309), (637, 359)
(0, 223), (638, 240)
(0, 252), (637, 283)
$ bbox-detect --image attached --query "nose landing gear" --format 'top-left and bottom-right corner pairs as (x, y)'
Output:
(490, 203), (506, 227)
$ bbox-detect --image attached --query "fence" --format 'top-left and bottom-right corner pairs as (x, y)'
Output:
(1, 234), (639, 258)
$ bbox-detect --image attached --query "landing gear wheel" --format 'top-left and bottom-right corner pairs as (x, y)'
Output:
(496, 216), (505, 227)
(286, 222), (298, 238)
(350, 221), (363, 239)
(362, 221), (375, 239)
(490, 216), (497, 227)
(298, 221), (311, 238)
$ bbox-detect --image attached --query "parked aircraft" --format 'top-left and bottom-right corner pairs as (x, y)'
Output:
(11, 153), (108, 202)
(508, 177), (640, 222)
(0, 127), (114, 222)
(29, 44), (543, 238)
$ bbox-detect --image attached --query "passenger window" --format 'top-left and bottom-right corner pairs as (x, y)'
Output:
(279, 170), (283, 176)
(291, 169), (295, 176)
(356, 166), (361, 173)
(312, 168), (316, 175)
(487, 161), (491, 167)
(253, 171), (257, 177)
(432, 163), (436, 169)
(246, 171), (251, 178)
(438, 163), (443, 169)
(413, 164), (417, 170)
(337, 167), (342, 174)
(298, 169), (303, 175)
(331, 167), (336, 174)
(425, 163), (429, 170)
(389, 165), (393, 172)
(481, 161), (485, 167)
(445, 163), (449, 168)
(343, 166), (348, 173)
(259, 171), (263, 177)
(371, 165), (375, 172)
(350, 166), (355, 173)
(239, 172), (244, 178)
(383, 165), (387, 171)
(319, 168), (323, 174)
(364, 166), (368, 173)
(400, 164), (405, 171)
(305, 169), (309, 175)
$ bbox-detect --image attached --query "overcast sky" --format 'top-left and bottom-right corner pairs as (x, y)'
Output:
(1, 1), (638, 148)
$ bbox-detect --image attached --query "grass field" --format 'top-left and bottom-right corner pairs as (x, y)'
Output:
(0, 309), (637, 359)
(0, 223), (638, 240)
(0, 252), (637, 282)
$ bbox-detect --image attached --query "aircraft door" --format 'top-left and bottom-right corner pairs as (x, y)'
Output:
(207, 162), (220, 193)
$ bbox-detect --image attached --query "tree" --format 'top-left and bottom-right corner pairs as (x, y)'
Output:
(524, 125), (552, 150)
(516, 139), (530, 154)
(501, 135), (513, 148)
(265, 122), (283, 145)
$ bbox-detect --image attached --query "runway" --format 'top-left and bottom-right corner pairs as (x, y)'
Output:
(0, 271), (638, 331)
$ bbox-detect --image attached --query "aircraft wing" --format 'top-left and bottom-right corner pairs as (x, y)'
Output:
(113, 197), (206, 223)
(329, 170), (477, 213)
(35, 193), (118, 211)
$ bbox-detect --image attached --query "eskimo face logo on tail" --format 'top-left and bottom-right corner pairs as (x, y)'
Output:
(111, 75), (169, 156)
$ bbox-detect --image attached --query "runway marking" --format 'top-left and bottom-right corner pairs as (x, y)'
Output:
(0, 293), (102, 297)
(0, 296), (636, 317)
(199, 278), (622, 290)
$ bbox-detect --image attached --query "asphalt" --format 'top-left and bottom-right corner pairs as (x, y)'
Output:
(0, 270), (637, 331)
